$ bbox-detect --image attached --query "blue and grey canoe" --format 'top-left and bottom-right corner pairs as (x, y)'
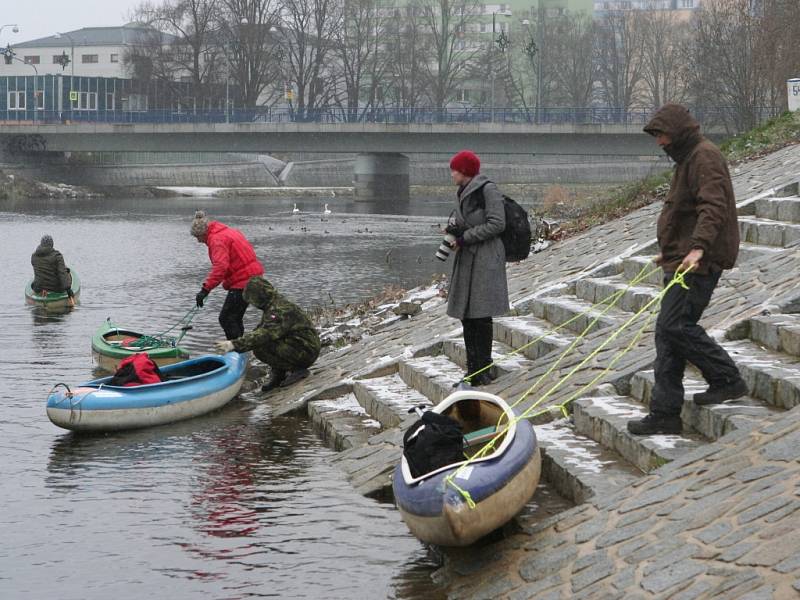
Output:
(392, 390), (541, 547)
(46, 352), (247, 432)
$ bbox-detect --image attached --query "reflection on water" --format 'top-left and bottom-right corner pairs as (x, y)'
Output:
(1, 195), (452, 599)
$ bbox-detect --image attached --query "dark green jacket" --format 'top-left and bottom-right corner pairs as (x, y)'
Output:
(232, 277), (321, 366)
(31, 245), (73, 295)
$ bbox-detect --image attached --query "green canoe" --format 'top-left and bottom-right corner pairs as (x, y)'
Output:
(25, 269), (81, 311)
(92, 319), (191, 373)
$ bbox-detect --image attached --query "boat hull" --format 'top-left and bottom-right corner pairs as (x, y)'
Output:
(393, 391), (541, 547)
(92, 320), (190, 372)
(25, 270), (81, 311)
(46, 353), (246, 432)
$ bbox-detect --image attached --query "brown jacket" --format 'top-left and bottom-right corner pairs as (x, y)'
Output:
(644, 104), (739, 274)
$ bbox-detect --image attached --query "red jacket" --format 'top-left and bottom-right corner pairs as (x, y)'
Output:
(203, 221), (264, 291)
(116, 353), (162, 386)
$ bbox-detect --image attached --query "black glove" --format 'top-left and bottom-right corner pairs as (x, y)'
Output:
(445, 223), (465, 237)
(196, 287), (210, 308)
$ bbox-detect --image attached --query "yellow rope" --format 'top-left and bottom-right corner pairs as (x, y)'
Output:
(443, 266), (693, 506)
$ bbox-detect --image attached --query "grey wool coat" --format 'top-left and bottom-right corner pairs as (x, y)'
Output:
(446, 174), (510, 320)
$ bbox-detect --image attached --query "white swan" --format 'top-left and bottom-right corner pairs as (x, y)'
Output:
(293, 203), (300, 214)
(323, 203), (332, 215)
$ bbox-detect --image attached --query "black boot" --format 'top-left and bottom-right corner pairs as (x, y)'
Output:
(473, 318), (497, 385)
(455, 320), (478, 388)
(261, 369), (286, 392)
(693, 378), (748, 406)
(627, 413), (682, 435)
(280, 368), (311, 387)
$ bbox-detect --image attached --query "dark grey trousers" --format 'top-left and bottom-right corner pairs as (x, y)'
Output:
(651, 271), (741, 417)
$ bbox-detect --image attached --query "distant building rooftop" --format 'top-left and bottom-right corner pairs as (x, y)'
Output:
(14, 23), (176, 48)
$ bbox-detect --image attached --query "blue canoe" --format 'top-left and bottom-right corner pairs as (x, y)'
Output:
(392, 390), (541, 546)
(46, 352), (247, 432)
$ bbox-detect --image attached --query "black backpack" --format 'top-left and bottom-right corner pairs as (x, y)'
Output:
(477, 182), (532, 262)
(402, 411), (464, 479)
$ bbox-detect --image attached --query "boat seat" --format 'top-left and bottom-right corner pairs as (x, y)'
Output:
(463, 426), (497, 447)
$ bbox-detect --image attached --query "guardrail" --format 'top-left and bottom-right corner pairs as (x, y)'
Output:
(0, 106), (782, 127)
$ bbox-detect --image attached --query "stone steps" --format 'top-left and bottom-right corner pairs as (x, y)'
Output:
(738, 216), (800, 248)
(307, 393), (383, 451)
(575, 275), (662, 314)
(442, 337), (538, 380)
(746, 313), (800, 357)
(398, 355), (467, 404)
(352, 373), (432, 429)
(630, 370), (781, 440)
(530, 294), (625, 336)
(535, 420), (642, 504)
(753, 195), (800, 222)
(493, 315), (575, 361)
(620, 255), (663, 287)
(737, 241), (786, 263)
(572, 393), (705, 473)
(722, 338), (800, 409)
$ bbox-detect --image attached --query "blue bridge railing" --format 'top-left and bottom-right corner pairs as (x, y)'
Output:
(0, 106), (781, 127)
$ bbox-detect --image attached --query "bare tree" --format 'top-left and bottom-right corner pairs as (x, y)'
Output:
(595, 10), (646, 111)
(333, 0), (392, 121)
(548, 11), (596, 108)
(219, 0), (283, 108)
(277, 0), (342, 120)
(687, 0), (774, 131)
(638, 4), (690, 110)
(130, 0), (223, 105)
(384, 3), (431, 109)
(418, 0), (481, 110)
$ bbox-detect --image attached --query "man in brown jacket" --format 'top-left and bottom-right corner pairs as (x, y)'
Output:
(628, 103), (748, 436)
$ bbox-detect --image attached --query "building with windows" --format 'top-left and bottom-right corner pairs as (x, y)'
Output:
(0, 23), (174, 78)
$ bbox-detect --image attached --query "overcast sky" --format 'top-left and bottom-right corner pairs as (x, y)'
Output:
(2, 0), (141, 45)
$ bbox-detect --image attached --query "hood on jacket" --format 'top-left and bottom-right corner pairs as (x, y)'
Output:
(643, 103), (702, 163)
(33, 244), (55, 256)
(243, 276), (276, 309)
(459, 173), (491, 200)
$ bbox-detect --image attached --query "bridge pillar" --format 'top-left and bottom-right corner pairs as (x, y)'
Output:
(353, 153), (409, 201)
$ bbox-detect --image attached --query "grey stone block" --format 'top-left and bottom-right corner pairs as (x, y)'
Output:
(640, 558), (706, 594)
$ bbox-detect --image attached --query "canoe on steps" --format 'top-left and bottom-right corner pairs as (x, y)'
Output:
(92, 319), (190, 372)
(25, 269), (81, 311)
(392, 390), (541, 547)
(46, 352), (247, 432)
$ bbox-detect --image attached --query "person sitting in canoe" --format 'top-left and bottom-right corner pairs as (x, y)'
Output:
(31, 235), (74, 306)
(191, 211), (264, 340)
(214, 276), (321, 392)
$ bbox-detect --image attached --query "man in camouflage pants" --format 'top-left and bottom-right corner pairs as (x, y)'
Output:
(215, 277), (321, 392)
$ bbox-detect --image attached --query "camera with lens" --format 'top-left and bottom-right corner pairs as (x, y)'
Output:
(436, 233), (457, 261)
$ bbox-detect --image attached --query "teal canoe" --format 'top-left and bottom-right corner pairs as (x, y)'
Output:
(25, 270), (80, 311)
(92, 319), (191, 373)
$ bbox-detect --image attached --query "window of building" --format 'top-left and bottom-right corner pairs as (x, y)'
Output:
(480, 22), (487, 33)
(24, 55), (40, 65)
(122, 93), (148, 112)
(110, 53), (119, 63)
(106, 93), (115, 110)
(75, 91), (98, 110)
(36, 90), (45, 109)
(678, 0), (694, 6)
(456, 89), (469, 103)
(8, 91), (26, 110)
(81, 54), (99, 64)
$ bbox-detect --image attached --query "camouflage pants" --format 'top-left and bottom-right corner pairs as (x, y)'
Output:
(253, 337), (319, 372)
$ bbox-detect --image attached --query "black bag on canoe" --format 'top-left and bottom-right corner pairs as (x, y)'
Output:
(476, 182), (532, 262)
(403, 411), (464, 479)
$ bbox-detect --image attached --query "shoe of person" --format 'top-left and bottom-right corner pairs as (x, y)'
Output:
(693, 379), (748, 406)
(469, 372), (494, 387)
(627, 414), (682, 435)
(261, 369), (286, 392)
(280, 368), (311, 387)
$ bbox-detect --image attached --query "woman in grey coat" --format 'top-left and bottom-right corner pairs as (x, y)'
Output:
(446, 150), (509, 386)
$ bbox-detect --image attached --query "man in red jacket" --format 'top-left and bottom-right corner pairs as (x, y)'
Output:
(191, 210), (264, 340)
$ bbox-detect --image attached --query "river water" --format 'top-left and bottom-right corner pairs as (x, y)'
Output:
(0, 194), (458, 599)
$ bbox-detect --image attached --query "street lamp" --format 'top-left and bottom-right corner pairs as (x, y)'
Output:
(0, 24), (19, 38)
(55, 31), (75, 76)
(522, 15), (543, 123)
(490, 10), (511, 123)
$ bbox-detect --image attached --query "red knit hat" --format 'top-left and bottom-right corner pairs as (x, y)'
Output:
(449, 150), (480, 177)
